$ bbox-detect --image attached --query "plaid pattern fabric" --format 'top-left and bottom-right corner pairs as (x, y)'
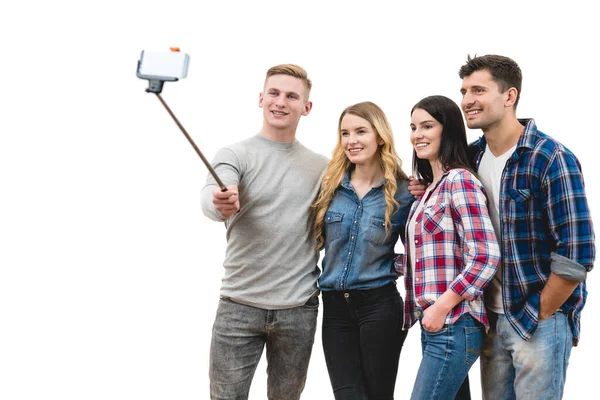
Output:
(469, 119), (595, 343)
(396, 168), (500, 330)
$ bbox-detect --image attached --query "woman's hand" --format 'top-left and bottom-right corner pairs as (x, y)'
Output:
(422, 302), (450, 332)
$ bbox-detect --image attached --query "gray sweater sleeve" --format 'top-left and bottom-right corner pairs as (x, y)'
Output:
(200, 147), (243, 222)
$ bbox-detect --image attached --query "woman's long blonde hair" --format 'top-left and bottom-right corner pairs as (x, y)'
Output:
(313, 101), (408, 249)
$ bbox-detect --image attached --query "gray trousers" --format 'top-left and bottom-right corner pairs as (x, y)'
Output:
(209, 297), (319, 400)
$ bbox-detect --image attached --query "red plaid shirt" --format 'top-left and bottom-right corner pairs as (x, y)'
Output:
(395, 168), (500, 330)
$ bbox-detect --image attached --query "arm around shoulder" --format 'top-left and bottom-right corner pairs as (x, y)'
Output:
(395, 179), (416, 244)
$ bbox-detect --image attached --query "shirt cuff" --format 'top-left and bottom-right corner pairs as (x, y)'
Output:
(550, 252), (587, 282)
(449, 277), (476, 301)
(394, 256), (404, 276)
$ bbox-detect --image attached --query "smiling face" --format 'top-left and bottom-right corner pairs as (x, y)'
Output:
(410, 108), (443, 163)
(460, 69), (511, 131)
(340, 113), (383, 167)
(259, 74), (312, 133)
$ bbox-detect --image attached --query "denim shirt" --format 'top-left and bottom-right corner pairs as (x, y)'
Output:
(319, 170), (414, 291)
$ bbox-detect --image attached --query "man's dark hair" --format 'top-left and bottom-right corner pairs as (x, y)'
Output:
(459, 54), (523, 108)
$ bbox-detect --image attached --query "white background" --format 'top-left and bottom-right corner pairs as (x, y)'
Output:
(1, 1), (598, 399)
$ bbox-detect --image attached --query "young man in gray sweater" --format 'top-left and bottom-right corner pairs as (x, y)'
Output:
(201, 64), (329, 400)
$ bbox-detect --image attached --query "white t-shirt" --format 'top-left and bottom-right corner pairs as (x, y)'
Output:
(408, 185), (434, 300)
(477, 144), (517, 314)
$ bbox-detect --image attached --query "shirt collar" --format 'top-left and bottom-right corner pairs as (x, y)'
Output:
(516, 118), (539, 151)
(473, 118), (537, 155)
(340, 167), (386, 191)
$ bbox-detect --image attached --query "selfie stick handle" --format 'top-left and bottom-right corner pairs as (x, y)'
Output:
(155, 93), (227, 192)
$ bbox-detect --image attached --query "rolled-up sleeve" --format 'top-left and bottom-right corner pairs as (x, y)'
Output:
(543, 149), (595, 278)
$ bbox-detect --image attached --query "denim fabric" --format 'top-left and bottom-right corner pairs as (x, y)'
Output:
(321, 282), (407, 400)
(480, 311), (573, 400)
(209, 297), (318, 400)
(319, 171), (414, 291)
(411, 314), (484, 400)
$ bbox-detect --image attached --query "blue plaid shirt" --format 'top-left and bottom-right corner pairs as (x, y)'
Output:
(470, 119), (595, 344)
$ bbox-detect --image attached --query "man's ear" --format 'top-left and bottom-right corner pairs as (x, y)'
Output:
(505, 87), (518, 108)
(302, 100), (313, 116)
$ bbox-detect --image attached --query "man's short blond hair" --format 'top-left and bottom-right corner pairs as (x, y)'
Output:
(265, 64), (312, 97)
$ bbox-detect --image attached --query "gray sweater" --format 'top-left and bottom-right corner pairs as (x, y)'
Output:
(201, 134), (329, 309)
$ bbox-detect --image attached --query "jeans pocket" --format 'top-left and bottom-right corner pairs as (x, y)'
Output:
(421, 326), (450, 357)
(423, 326), (449, 336)
(464, 326), (484, 365)
(538, 312), (557, 324)
(303, 295), (319, 309)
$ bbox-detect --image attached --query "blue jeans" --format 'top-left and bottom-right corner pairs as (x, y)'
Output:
(411, 313), (483, 400)
(321, 282), (407, 400)
(209, 296), (319, 400)
(480, 311), (573, 400)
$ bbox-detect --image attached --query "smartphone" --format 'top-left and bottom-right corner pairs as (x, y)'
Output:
(137, 50), (190, 81)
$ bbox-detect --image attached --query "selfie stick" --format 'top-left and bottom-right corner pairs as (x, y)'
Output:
(136, 50), (227, 192)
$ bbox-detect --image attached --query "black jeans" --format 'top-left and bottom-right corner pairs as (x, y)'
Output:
(322, 282), (407, 400)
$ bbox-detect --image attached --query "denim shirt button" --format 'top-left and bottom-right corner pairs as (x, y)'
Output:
(344, 292), (349, 298)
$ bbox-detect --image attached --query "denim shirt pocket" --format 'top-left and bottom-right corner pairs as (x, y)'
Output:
(325, 211), (344, 242)
(367, 216), (389, 245)
(423, 203), (448, 236)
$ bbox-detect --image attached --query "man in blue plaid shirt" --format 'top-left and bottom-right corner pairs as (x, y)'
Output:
(457, 55), (595, 399)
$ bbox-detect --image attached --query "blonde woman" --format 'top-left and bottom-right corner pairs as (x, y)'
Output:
(313, 102), (414, 399)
